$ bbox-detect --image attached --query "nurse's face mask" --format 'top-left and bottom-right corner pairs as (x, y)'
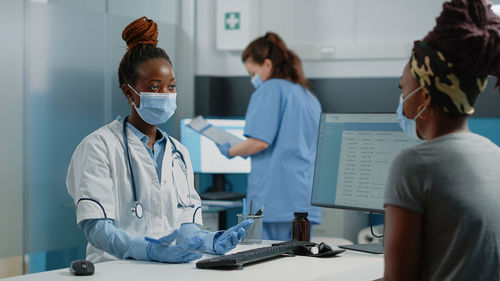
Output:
(245, 60), (269, 89)
(127, 84), (177, 125)
(251, 74), (263, 89)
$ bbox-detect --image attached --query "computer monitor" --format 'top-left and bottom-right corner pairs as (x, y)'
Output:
(311, 113), (421, 253)
(180, 117), (250, 200)
(180, 117), (250, 174)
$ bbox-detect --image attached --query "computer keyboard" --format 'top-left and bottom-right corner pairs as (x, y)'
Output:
(196, 243), (299, 270)
(196, 241), (345, 270)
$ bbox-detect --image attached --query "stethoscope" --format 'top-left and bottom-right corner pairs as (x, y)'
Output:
(123, 116), (195, 219)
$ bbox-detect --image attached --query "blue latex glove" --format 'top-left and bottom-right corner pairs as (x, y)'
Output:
(213, 219), (254, 254)
(216, 142), (249, 160)
(216, 142), (233, 159)
(146, 230), (206, 263)
(81, 219), (150, 261)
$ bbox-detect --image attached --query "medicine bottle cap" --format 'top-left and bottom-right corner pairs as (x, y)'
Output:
(294, 212), (309, 219)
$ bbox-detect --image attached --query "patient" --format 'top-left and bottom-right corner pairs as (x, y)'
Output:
(383, 0), (500, 280)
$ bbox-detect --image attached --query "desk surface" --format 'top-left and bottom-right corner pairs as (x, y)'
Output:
(6, 240), (383, 281)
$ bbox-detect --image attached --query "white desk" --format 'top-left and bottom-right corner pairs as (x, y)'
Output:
(6, 240), (383, 281)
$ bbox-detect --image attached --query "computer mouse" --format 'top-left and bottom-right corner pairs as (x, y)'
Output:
(318, 242), (331, 253)
(70, 260), (95, 276)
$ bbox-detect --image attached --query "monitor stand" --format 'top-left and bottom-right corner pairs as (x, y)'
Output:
(200, 174), (245, 201)
(338, 242), (384, 254)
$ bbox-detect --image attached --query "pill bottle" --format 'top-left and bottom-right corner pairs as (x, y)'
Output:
(292, 212), (310, 241)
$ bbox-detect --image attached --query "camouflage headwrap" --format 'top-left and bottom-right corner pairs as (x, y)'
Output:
(410, 40), (488, 115)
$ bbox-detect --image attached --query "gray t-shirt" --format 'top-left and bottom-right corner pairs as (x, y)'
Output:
(385, 132), (500, 281)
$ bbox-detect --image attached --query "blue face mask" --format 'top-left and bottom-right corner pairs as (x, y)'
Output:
(396, 86), (426, 140)
(127, 84), (177, 125)
(251, 74), (263, 89)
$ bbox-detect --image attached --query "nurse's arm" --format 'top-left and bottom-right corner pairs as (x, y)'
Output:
(383, 204), (423, 281)
(228, 137), (268, 157)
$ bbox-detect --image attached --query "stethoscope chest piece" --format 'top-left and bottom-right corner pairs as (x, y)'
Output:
(131, 202), (143, 218)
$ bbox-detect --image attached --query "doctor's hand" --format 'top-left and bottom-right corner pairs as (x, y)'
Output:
(216, 143), (233, 159)
(146, 230), (206, 263)
(213, 219), (254, 254)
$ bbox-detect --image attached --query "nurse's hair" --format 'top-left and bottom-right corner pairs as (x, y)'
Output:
(242, 32), (310, 89)
(118, 17), (172, 86)
(424, 0), (500, 88)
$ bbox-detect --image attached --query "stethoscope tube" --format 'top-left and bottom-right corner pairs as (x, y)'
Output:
(123, 117), (143, 218)
(122, 116), (195, 219)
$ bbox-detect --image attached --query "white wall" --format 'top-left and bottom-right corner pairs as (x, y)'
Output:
(0, 0), (24, 276)
(195, 0), (445, 241)
(196, 0), (443, 78)
(105, 0), (195, 134)
(176, 0), (196, 120)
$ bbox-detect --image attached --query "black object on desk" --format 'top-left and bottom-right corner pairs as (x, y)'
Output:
(273, 241), (344, 257)
(70, 260), (94, 276)
(196, 241), (345, 270)
(339, 242), (384, 254)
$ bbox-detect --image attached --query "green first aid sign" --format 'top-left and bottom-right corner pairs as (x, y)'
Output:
(225, 12), (240, 30)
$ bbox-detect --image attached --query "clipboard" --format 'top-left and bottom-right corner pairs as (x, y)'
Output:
(188, 116), (244, 146)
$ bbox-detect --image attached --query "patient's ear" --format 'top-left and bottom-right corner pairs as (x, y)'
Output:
(422, 89), (432, 105)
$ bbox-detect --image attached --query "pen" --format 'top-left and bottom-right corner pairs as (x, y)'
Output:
(144, 236), (206, 255)
(249, 200), (253, 215)
(243, 198), (247, 216)
(255, 205), (265, 216)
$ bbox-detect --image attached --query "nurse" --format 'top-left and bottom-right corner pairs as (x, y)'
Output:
(67, 17), (251, 264)
(217, 32), (322, 241)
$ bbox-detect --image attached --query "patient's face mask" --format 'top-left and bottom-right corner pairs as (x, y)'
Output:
(396, 86), (426, 140)
(251, 74), (263, 89)
(127, 84), (177, 125)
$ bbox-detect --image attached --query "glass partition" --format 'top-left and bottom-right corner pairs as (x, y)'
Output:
(22, 0), (182, 273)
(25, 1), (107, 271)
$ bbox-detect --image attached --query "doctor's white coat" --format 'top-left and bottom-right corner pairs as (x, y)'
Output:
(66, 119), (202, 263)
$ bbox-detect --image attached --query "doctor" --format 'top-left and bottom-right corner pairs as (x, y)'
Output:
(67, 17), (251, 264)
(217, 32), (322, 241)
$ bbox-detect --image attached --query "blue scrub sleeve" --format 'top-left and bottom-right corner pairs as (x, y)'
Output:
(80, 219), (149, 261)
(244, 83), (283, 145)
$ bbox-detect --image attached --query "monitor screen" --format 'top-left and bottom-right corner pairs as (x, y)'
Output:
(311, 113), (421, 213)
(180, 117), (251, 174)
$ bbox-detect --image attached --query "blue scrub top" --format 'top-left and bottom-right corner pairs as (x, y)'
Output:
(244, 78), (322, 224)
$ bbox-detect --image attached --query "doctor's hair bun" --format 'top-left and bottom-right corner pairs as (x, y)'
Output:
(424, 0), (500, 87)
(122, 16), (159, 51)
(118, 17), (171, 87)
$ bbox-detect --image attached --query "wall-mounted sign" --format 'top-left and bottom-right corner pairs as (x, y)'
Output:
(216, 0), (251, 50)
